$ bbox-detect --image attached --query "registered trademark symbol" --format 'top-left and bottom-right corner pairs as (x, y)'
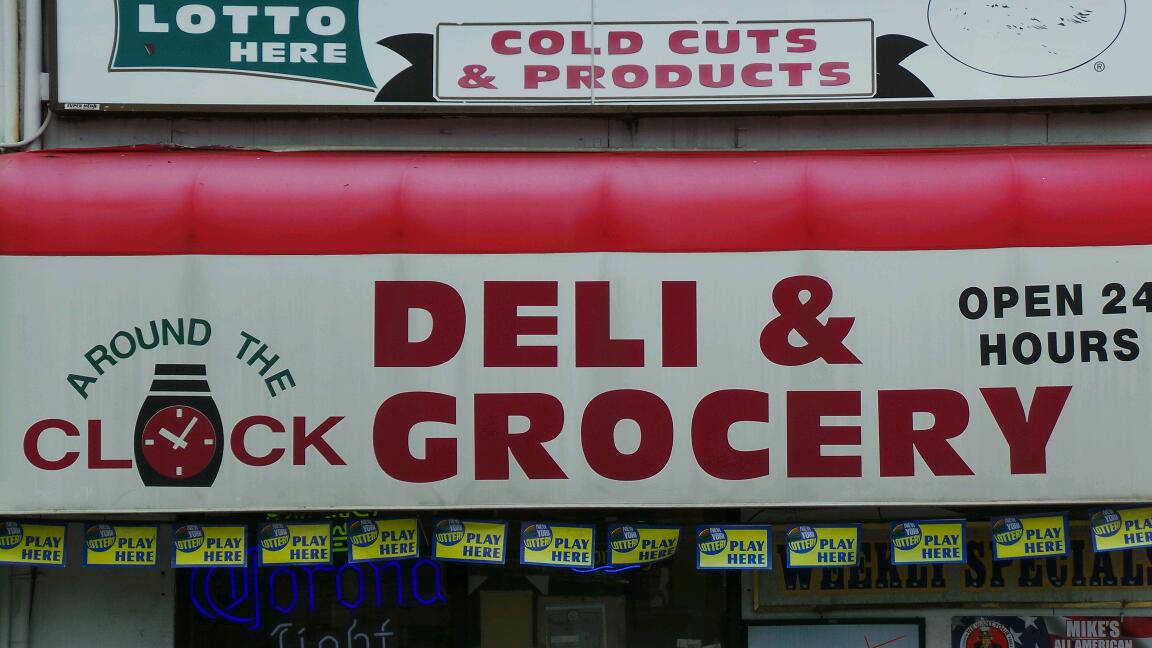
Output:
(1095, 61), (1106, 72)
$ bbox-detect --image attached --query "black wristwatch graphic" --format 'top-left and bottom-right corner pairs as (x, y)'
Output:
(134, 364), (224, 487)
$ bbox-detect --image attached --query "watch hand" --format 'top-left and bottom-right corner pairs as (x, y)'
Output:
(158, 427), (189, 450)
(176, 416), (199, 442)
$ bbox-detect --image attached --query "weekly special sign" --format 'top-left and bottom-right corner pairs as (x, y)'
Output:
(53, 0), (1152, 110)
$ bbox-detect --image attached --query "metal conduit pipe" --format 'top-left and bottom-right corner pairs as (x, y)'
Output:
(0, 567), (10, 648)
(19, 0), (41, 150)
(0, 0), (17, 142)
(7, 567), (31, 648)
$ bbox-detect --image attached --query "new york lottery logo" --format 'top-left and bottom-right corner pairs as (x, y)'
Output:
(697, 527), (728, 555)
(609, 526), (640, 553)
(1091, 509), (1123, 538)
(891, 522), (923, 550)
(787, 526), (818, 554)
(992, 518), (1024, 546)
(174, 525), (206, 553)
(259, 523), (291, 551)
(85, 524), (117, 552)
(348, 520), (380, 548)
(435, 519), (465, 546)
(0, 522), (23, 550)
(521, 524), (553, 551)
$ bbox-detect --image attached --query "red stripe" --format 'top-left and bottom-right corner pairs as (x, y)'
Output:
(3, 146), (1152, 255)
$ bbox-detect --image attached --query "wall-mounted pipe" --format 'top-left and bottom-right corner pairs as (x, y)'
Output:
(0, 0), (17, 142)
(20, 0), (42, 150)
(7, 567), (31, 648)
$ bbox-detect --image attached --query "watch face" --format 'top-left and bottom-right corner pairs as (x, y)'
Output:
(140, 405), (218, 480)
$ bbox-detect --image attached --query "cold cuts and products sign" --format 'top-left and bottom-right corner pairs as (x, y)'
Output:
(952, 616), (1152, 648)
(53, 0), (1152, 110)
(10, 247), (1152, 512)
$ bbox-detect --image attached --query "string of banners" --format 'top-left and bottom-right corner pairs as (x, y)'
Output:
(0, 508), (1148, 569)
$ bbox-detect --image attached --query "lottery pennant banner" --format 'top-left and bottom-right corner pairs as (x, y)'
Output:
(0, 521), (66, 566)
(433, 519), (506, 564)
(991, 514), (1069, 560)
(889, 520), (966, 565)
(696, 525), (772, 570)
(520, 523), (595, 568)
(785, 524), (859, 568)
(171, 524), (246, 567)
(1090, 507), (1152, 553)
(83, 523), (158, 567)
(608, 524), (680, 565)
(347, 518), (420, 562)
(258, 522), (331, 566)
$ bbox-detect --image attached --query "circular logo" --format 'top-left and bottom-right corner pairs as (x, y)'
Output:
(1091, 509), (1123, 538)
(0, 522), (23, 550)
(522, 524), (554, 551)
(891, 522), (923, 550)
(928, 0), (1126, 78)
(348, 520), (380, 548)
(435, 519), (466, 546)
(697, 527), (728, 555)
(609, 526), (640, 553)
(173, 525), (206, 553)
(992, 518), (1024, 546)
(959, 619), (1017, 648)
(259, 523), (291, 551)
(787, 526), (818, 554)
(85, 524), (117, 552)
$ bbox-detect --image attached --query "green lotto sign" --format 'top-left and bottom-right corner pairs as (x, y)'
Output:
(111, 1), (375, 89)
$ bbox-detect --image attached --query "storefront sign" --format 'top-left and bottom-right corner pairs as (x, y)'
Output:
(608, 525), (679, 565)
(83, 523), (158, 567)
(991, 514), (1068, 561)
(519, 523), (594, 568)
(172, 524), (246, 567)
(890, 520), (966, 565)
(753, 524), (1152, 612)
(258, 522), (331, 566)
(696, 525), (772, 570)
(53, 0), (1150, 110)
(347, 518), (419, 562)
(785, 525), (859, 568)
(1091, 508), (1152, 553)
(432, 519), (506, 564)
(952, 616), (1152, 648)
(0, 521), (66, 566)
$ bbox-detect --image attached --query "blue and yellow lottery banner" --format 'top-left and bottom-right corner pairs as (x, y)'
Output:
(0, 521), (66, 566)
(520, 523), (595, 568)
(890, 520), (967, 565)
(433, 519), (506, 564)
(83, 523), (158, 567)
(347, 518), (420, 562)
(696, 525), (772, 570)
(991, 513), (1068, 560)
(1090, 507), (1152, 552)
(785, 524), (860, 568)
(171, 524), (246, 567)
(607, 524), (679, 565)
(258, 522), (331, 566)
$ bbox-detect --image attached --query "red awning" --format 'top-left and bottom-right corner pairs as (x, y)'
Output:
(3, 146), (1152, 255)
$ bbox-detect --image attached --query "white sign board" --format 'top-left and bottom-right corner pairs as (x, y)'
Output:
(51, 0), (1150, 111)
(2, 249), (1151, 512)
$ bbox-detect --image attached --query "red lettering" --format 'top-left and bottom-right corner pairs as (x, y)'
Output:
(374, 281), (465, 367)
(608, 31), (642, 55)
(293, 416), (345, 466)
(662, 281), (697, 367)
(692, 390), (770, 480)
(474, 393), (567, 480)
(879, 390), (973, 476)
(484, 281), (558, 367)
(819, 61), (851, 86)
(981, 386), (1071, 474)
(741, 63), (773, 87)
(87, 420), (132, 469)
(24, 419), (80, 470)
(786, 28), (817, 53)
(613, 64), (649, 89)
(524, 65), (560, 89)
(491, 30), (521, 55)
(373, 392), (457, 483)
(576, 282), (644, 367)
(231, 416), (285, 467)
(778, 62), (811, 86)
(669, 29), (698, 54)
(699, 64), (734, 88)
(747, 29), (779, 53)
(571, 30), (594, 55)
(529, 30), (564, 55)
(567, 65), (606, 89)
(655, 65), (691, 89)
(581, 390), (672, 481)
(787, 391), (862, 477)
(706, 29), (739, 54)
